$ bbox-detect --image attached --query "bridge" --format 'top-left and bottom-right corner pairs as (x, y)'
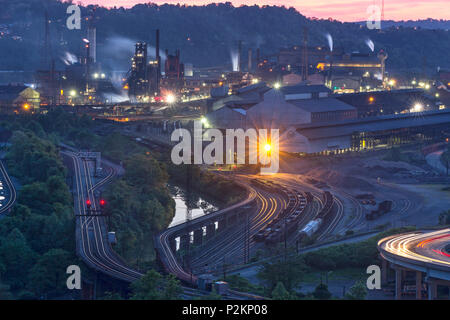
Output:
(378, 229), (450, 300)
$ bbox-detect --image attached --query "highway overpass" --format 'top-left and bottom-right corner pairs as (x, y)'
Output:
(378, 228), (450, 300)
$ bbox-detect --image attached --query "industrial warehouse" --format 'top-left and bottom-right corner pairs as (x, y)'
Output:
(204, 82), (450, 155)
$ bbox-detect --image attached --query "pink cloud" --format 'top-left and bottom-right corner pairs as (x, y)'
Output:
(75, 0), (449, 21)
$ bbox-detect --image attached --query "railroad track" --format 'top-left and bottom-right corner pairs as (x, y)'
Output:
(0, 160), (17, 215)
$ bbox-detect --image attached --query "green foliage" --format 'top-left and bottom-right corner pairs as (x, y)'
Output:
(258, 256), (308, 291)
(196, 288), (222, 300)
(345, 281), (367, 300)
(28, 249), (74, 297)
(130, 270), (182, 300)
(222, 274), (264, 296)
(5, 130), (66, 184)
(271, 282), (292, 300)
(96, 133), (145, 162)
(0, 119), (77, 298)
(104, 154), (175, 267)
(0, 228), (37, 290)
(303, 227), (417, 270)
(312, 283), (332, 300)
(167, 163), (246, 206)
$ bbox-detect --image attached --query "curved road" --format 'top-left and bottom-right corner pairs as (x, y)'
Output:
(378, 228), (450, 280)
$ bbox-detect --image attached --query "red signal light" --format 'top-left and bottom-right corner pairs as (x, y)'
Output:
(100, 199), (106, 207)
(86, 199), (91, 207)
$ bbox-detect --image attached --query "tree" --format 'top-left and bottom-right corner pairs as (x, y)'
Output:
(124, 154), (168, 190)
(197, 288), (222, 300)
(312, 283), (332, 300)
(258, 257), (307, 291)
(28, 249), (73, 297)
(345, 281), (367, 300)
(0, 228), (36, 289)
(162, 275), (183, 300)
(271, 282), (291, 300)
(130, 270), (164, 300)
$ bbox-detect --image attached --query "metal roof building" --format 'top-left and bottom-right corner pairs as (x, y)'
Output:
(280, 110), (450, 154)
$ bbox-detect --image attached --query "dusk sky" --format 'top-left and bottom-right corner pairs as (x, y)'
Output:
(75, 0), (450, 22)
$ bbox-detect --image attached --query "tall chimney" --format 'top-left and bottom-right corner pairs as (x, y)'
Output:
(156, 29), (161, 95)
(87, 27), (96, 63)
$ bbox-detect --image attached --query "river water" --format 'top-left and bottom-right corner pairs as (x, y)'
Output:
(169, 186), (218, 228)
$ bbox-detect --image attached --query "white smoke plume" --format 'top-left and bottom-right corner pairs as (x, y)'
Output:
(366, 39), (375, 52)
(62, 52), (78, 65)
(325, 33), (333, 52)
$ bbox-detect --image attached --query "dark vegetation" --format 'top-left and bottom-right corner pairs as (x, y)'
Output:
(0, 110), (243, 299)
(103, 153), (175, 269)
(0, 127), (77, 299)
(224, 227), (416, 299)
(165, 161), (247, 207)
(0, 110), (177, 298)
(0, 1), (448, 76)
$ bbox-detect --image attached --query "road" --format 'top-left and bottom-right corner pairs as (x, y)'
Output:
(378, 228), (450, 280)
(0, 160), (17, 216)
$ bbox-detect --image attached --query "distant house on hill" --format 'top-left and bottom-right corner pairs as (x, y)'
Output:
(0, 85), (40, 113)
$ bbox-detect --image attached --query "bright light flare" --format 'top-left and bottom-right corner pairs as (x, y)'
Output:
(166, 94), (176, 104)
(411, 103), (424, 113)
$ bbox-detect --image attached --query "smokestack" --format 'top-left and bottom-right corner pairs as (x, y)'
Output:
(248, 48), (252, 72)
(85, 41), (90, 92)
(87, 27), (96, 63)
(156, 29), (161, 95)
(238, 40), (242, 72)
(42, 11), (52, 70)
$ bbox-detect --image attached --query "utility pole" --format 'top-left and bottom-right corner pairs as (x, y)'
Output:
(244, 211), (250, 264)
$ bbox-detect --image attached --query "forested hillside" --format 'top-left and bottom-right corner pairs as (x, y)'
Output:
(0, 1), (448, 75)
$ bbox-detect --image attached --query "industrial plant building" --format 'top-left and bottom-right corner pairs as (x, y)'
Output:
(280, 110), (450, 154)
(0, 85), (40, 113)
(206, 84), (357, 129)
(205, 83), (450, 155)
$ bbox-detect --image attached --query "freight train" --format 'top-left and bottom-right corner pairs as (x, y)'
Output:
(297, 191), (334, 240)
(253, 189), (312, 245)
